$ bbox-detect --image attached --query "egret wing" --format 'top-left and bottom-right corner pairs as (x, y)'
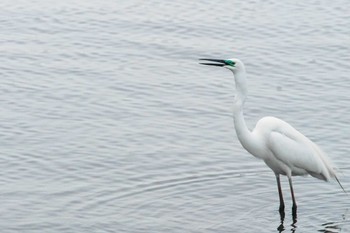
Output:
(268, 128), (331, 180)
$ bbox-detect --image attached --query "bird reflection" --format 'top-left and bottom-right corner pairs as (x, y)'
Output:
(277, 215), (344, 232)
(277, 208), (297, 232)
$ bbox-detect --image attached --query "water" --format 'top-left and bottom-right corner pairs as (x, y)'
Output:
(0, 0), (349, 232)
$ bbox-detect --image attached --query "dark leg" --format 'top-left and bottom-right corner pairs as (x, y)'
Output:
(275, 174), (285, 222)
(288, 177), (297, 221)
(276, 174), (285, 213)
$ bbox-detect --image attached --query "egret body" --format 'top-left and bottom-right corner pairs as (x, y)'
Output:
(200, 58), (343, 218)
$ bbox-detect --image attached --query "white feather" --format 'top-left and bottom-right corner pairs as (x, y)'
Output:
(253, 116), (335, 181)
(200, 57), (345, 214)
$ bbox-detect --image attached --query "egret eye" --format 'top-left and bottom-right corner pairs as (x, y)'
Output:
(225, 60), (235, 66)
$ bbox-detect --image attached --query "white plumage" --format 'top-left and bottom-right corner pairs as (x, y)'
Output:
(253, 116), (335, 180)
(200, 58), (343, 218)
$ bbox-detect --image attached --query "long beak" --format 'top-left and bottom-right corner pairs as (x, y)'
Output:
(199, 58), (226, 67)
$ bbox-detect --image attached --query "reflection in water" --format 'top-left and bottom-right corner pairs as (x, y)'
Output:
(277, 214), (347, 232)
(319, 222), (341, 233)
(277, 222), (285, 232)
(1, 0), (349, 232)
(277, 222), (297, 233)
(277, 208), (297, 233)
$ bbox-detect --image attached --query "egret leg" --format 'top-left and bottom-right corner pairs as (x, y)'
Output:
(288, 177), (297, 220)
(275, 174), (285, 213)
(276, 174), (285, 222)
(276, 174), (284, 212)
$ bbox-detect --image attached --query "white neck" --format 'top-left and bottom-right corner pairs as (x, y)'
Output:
(232, 70), (264, 158)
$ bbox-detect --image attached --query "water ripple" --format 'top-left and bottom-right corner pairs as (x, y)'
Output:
(0, 0), (349, 232)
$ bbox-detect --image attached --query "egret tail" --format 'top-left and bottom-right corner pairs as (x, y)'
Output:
(335, 176), (347, 194)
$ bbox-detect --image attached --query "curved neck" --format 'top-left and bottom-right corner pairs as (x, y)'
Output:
(233, 69), (248, 102)
(233, 100), (253, 152)
(232, 70), (263, 158)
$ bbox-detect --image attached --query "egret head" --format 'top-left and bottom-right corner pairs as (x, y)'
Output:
(199, 58), (245, 73)
(199, 57), (248, 101)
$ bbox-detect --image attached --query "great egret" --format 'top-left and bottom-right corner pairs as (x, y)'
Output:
(199, 58), (344, 218)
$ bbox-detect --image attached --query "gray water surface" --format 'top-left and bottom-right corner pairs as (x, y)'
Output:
(1, 0), (350, 232)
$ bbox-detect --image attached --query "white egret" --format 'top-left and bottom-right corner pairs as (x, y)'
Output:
(199, 58), (344, 217)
